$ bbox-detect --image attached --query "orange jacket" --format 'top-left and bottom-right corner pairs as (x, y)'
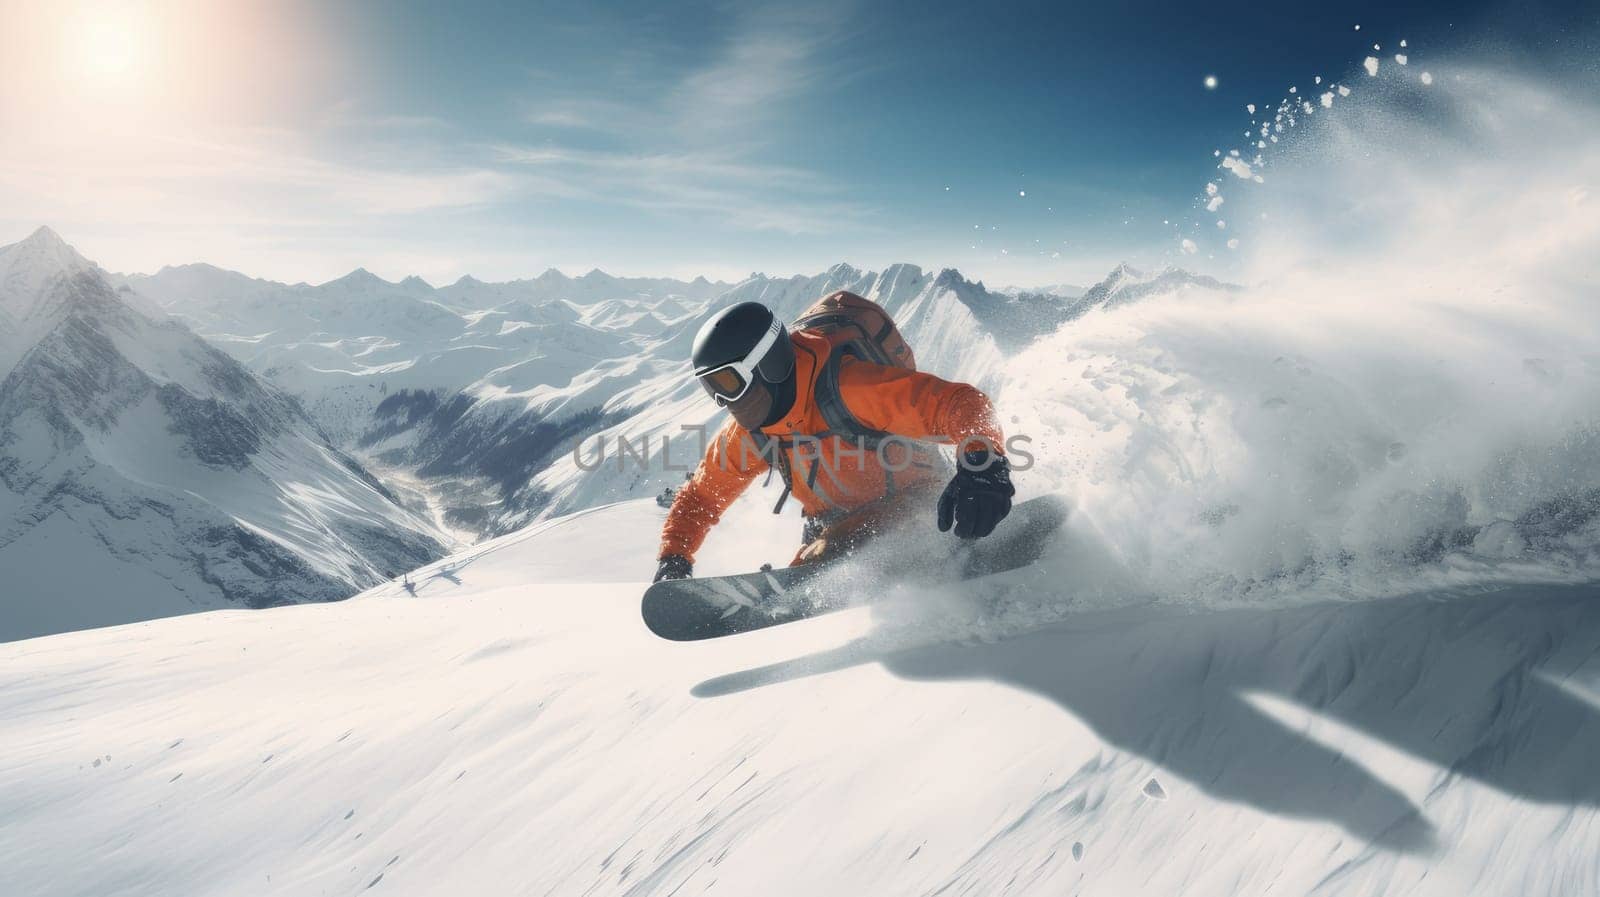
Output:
(659, 330), (1004, 562)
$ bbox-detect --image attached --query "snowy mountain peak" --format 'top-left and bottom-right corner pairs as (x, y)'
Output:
(1076, 263), (1238, 312)
(931, 267), (969, 292)
(1098, 262), (1145, 291)
(321, 267), (391, 291)
(18, 225), (72, 254)
(153, 262), (229, 279)
(878, 262), (926, 284)
(1107, 262), (1221, 291)
(1, 233), (448, 639)
(2, 226), (92, 284)
(0, 226), (101, 329)
(400, 274), (434, 290)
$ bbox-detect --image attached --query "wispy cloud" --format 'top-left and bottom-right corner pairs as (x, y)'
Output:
(321, 98), (453, 133)
(668, 29), (825, 134)
(489, 144), (874, 234)
(2, 128), (522, 218)
(504, 2), (872, 233)
(0, 121), (553, 286)
(521, 96), (646, 134)
(520, 3), (857, 138)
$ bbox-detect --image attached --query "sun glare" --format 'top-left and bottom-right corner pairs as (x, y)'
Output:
(68, 3), (150, 88)
(81, 18), (140, 78)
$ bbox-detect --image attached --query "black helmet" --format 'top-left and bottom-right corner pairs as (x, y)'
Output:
(691, 302), (795, 406)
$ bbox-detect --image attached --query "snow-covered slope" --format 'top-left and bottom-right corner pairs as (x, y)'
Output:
(0, 229), (449, 641)
(2, 497), (1596, 897)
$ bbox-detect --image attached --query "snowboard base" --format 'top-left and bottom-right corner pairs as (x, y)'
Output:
(641, 495), (1069, 641)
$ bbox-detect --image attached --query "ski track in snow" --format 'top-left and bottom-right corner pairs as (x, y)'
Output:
(2, 499), (1599, 897)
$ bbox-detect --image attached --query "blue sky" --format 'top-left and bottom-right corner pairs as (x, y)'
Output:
(2, 0), (1590, 286)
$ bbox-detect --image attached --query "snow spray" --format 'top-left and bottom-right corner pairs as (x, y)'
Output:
(1004, 57), (1600, 605)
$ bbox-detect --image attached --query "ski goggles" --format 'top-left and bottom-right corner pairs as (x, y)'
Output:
(693, 319), (789, 405)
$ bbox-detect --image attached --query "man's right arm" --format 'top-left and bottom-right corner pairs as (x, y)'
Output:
(658, 420), (768, 567)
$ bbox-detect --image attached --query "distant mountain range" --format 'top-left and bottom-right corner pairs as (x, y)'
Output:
(116, 251), (1233, 538)
(2, 225), (1234, 638)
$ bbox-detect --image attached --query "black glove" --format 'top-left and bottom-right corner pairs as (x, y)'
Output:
(937, 449), (1015, 539)
(653, 553), (693, 582)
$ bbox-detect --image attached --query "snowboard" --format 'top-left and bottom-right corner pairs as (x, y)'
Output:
(641, 495), (1069, 641)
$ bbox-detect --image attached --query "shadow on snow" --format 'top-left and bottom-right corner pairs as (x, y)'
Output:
(693, 583), (1600, 854)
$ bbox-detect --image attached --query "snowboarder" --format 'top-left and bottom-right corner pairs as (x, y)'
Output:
(654, 292), (1014, 583)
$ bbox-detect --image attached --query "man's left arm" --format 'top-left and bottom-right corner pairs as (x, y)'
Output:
(837, 359), (1015, 538)
(835, 359), (1005, 453)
